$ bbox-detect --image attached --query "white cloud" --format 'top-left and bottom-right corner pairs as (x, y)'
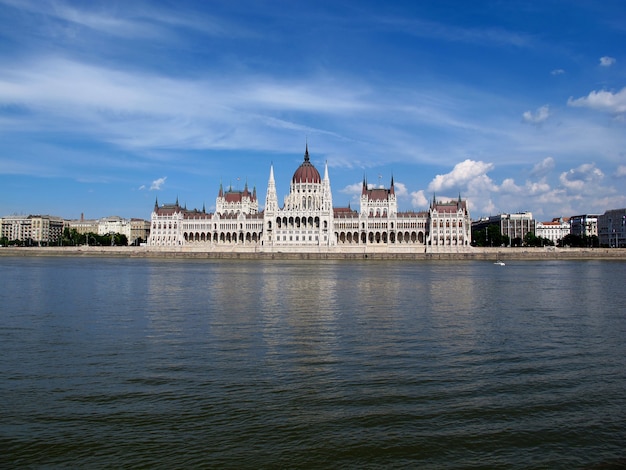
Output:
(500, 178), (522, 194)
(599, 56), (616, 67)
(530, 157), (555, 177)
(339, 182), (363, 196)
(526, 180), (551, 195)
(150, 177), (167, 190)
(559, 163), (604, 192)
(393, 181), (408, 198)
(138, 184), (146, 190)
(522, 105), (550, 124)
(410, 189), (428, 208)
(551, 69), (565, 75)
(428, 159), (494, 192)
(567, 87), (626, 114)
(616, 165), (626, 177)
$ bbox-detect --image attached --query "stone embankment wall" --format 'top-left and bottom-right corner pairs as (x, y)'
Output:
(2, 246), (626, 260)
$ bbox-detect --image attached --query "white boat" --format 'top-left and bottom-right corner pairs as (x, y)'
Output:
(494, 260), (505, 266)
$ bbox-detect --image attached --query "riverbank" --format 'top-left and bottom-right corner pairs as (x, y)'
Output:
(2, 246), (626, 260)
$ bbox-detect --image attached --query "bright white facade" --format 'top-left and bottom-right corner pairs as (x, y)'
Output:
(148, 146), (472, 253)
(264, 146), (335, 247)
(536, 218), (570, 244)
(98, 216), (132, 238)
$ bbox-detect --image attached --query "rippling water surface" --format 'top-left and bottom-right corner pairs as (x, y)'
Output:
(1, 257), (625, 469)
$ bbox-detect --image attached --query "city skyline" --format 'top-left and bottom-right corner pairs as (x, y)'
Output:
(1, 0), (625, 221)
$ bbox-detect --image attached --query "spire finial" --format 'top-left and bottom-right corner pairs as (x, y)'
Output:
(304, 141), (310, 162)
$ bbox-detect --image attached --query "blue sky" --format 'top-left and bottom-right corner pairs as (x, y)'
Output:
(1, 0), (625, 221)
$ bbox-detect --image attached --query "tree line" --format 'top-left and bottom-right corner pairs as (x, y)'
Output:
(0, 228), (135, 247)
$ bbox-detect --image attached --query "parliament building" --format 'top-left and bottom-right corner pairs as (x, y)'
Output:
(148, 146), (471, 253)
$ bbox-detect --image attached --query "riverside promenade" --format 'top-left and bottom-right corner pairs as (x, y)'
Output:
(2, 246), (626, 261)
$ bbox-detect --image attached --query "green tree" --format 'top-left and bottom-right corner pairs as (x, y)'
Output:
(472, 228), (487, 247)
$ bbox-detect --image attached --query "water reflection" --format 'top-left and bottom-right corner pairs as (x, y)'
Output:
(2, 257), (626, 469)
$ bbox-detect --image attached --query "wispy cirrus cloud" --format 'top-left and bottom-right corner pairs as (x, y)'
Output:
(0, 0), (243, 39)
(377, 16), (535, 48)
(530, 157), (555, 177)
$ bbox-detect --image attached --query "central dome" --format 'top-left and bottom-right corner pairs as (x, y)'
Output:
(292, 145), (321, 184)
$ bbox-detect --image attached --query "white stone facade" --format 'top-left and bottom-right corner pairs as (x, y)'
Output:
(98, 216), (132, 239)
(148, 147), (472, 253)
(536, 218), (570, 244)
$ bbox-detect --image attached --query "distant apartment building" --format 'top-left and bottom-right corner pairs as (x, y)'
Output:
(472, 212), (536, 244)
(536, 217), (570, 245)
(597, 208), (626, 248)
(98, 216), (131, 238)
(66, 215), (149, 243)
(569, 214), (599, 238)
(130, 218), (151, 244)
(67, 213), (99, 235)
(1, 214), (64, 245)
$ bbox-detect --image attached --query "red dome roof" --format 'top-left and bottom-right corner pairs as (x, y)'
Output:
(292, 145), (321, 183)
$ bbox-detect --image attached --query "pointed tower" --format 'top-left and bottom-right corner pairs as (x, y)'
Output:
(265, 164), (278, 214)
(263, 163), (279, 245)
(360, 175), (369, 216)
(322, 160), (333, 211)
(388, 174), (397, 217)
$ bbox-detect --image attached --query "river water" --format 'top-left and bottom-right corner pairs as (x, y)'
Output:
(1, 257), (625, 469)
